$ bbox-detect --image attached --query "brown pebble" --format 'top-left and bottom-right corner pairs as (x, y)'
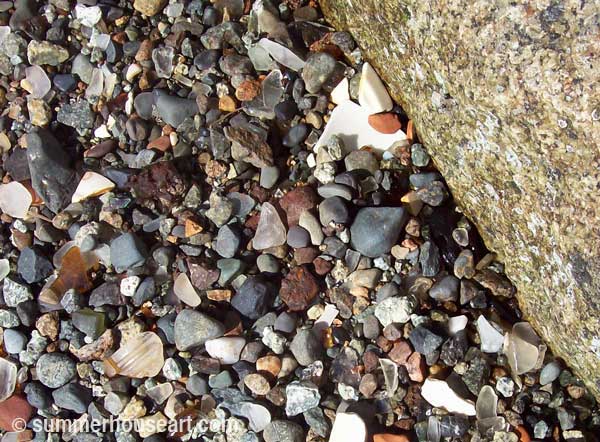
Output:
(147, 135), (171, 152)
(0, 395), (33, 431)
(135, 39), (154, 62)
(294, 247), (320, 265)
(363, 350), (380, 373)
(36, 312), (59, 341)
(515, 426), (531, 442)
(313, 257), (333, 275)
(218, 95), (237, 112)
(280, 266), (320, 311)
(280, 186), (320, 226)
(368, 113), (402, 134)
(405, 352), (426, 382)
(388, 340), (412, 365)
(359, 373), (377, 398)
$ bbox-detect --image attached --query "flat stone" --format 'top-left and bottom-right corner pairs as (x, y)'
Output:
(110, 233), (148, 273)
(26, 130), (77, 213)
(155, 93), (198, 127)
(409, 326), (444, 355)
(52, 383), (92, 413)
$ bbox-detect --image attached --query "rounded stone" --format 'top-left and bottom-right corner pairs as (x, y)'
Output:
(36, 353), (77, 388)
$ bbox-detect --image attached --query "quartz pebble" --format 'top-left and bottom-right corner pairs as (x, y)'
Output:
(205, 337), (246, 364)
(71, 172), (115, 203)
(103, 332), (164, 378)
(329, 413), (367, 442)
(421, 378), (476, 416)
(358, 63), (393, 114)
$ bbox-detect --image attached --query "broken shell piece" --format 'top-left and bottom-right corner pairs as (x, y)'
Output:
(71, 171), (115, 203)
(421, 378), (476, 416)
(331, 77), (350, 104)
(314, 100), (407, 152)
(103, 331), (164, 378)
(358, 62), (393, 114)
(173, 273), (201, 307)
(0, 182), (33, 218)
(329, 412), (367, 442)
(0, 358), (17, 402)
(504, 322), (546, 376)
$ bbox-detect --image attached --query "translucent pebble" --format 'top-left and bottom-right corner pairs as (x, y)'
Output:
(0, 182), (32, 218)
(24, 65), (51, 99)
(248, 44), (278, 71)
(505, 322), (546, 376)
(257, 38), (305, 71)
(0, 259), (9, 282)
(540, 361), (561, 385)
(90, 33), (111, 50)
(0, 357), (17, 401)
(476, 385), (498, 420)
(173, 273), (201, 307)
(152, 47), (175, 79)
(379, 358), (398, 397)
(103, 331), (164, 378)
(85, 68), (104, 101)
(253, 202), (286, 250)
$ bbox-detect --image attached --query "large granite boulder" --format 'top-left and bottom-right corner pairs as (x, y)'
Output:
(321, 0), (600, 398)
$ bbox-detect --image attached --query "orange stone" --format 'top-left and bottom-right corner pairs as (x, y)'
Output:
(367, 113), (402, 134)
(515, 425), (531, 442)
(218, 95), (237, 112)
(147, 135), (171, 152)
(0, 395), (33, 431)
(185, 218), (204, 237)
(206, 289), (232, 302)
(235, 79), (261, 102)
(373, 434), (411, 442)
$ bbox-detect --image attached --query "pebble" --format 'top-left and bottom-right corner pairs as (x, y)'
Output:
(350, 207), (407, 257)
(110, 233), (148, 273)
(215, 223), (241, 258)
(244, 373), (271, 396)
(263, 420), (305, 442)
(285, 381), (321, 416)
(174, 310), (225, 351)
(35, 353), (76, 388)
(421, 378), (476, 416)
(429, 275), (459, 302)
(27, 41), (69, 66)
(290, 329), (322, 366)
(205, 337), (246, 364)
(286, 226), (311, 248)
(133, 0), (167, 16)
(476, 316), (504, 353)
(3, 277), (33, 307)
(253, 202), (287, 250)
(409, 326), (444, 355)
(3, 329), (26, 354)
(344, 150), (379, 174)
(319, 196), (349, 226)
(231, 276), (276, 320)
(155, 94), (198, 127)
(280, 266), (320, 311)
(302, 52), (337, 93)
(374, 296), (416, 327)
(52, 383), (92, 413)
(368, 112), (402, 134)
(540, 361), (561, 386)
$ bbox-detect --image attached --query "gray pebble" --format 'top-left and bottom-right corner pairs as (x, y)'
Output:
(290, 329), (322, 366)
(36, 352), (76, 388)
(174, 309), (225, 351)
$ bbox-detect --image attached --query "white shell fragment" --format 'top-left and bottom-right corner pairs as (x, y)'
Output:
(257, 38), (305, 71)
(173, 273), (201, 307)
(314, 100), (407, 152)
(358, 62), (393, 114)
(71, 171), (115, 203)
(476, 315), (504, 353)
(421, 378), (476, 416)
(330, 77), (350, 104)
(329, 412), (367, 442)
(0, 181), (33, 218)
